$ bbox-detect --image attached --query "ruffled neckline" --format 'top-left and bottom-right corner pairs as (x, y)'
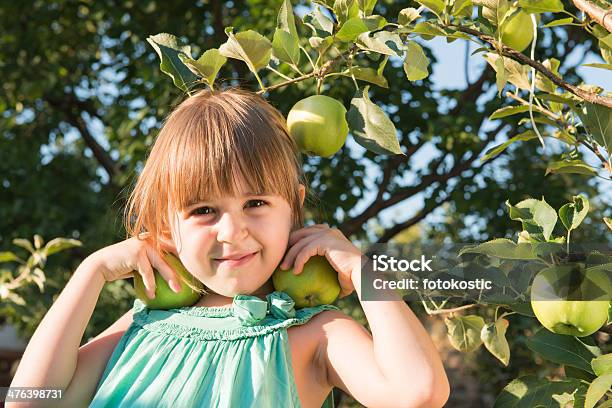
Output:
(155, 290), (298, 326)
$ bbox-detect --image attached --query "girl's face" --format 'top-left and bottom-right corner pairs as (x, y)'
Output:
(167, 176), (305, 297)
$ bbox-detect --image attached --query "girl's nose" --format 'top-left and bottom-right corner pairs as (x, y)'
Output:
(215, 211), (248, 244)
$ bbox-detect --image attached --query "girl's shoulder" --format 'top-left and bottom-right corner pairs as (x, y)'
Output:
(290, 308), (365, 355)
(302, 308), (365, 340)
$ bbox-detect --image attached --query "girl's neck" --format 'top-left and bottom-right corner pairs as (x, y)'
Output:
(193, 279), (275, 308)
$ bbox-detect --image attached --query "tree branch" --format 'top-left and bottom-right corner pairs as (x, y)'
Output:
(46, 95), (120, 184)
(339, 121), (508, 238)
(375, 130), (509, 244)
(572, 0), (612, 32)
(450, 25), (612, 108)
(374, 140), (426, 204)
(375, 186), (453, 243)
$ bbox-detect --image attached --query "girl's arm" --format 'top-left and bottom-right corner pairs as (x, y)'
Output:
(8, 236), (180, 407)
(319, 259), (450, 408)
(8, 256), (107, 407)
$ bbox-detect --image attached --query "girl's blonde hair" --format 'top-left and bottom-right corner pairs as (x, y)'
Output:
(124, 87), (309, 263)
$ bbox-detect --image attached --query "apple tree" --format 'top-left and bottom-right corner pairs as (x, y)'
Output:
(147, 0), (611, 405)
(1, 0), (610, 404)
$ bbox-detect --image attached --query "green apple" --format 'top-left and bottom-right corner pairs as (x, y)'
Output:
(133, 252), (204, 309)
(500, 10), (535, 52)
(286, 95), (349, 158)
(530, 264), (611, 337)
(272, 255), (341, 308)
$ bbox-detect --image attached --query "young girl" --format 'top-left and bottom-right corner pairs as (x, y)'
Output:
(10, 88), (449, 408)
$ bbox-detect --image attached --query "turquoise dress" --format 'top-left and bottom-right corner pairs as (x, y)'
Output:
(89, 291), (339, 408)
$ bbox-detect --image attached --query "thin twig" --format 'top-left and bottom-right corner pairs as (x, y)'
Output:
(427, 303), (479, 315)
(449, 24), (612, 108)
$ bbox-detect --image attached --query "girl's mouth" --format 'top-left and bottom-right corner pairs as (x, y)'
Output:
(214, 252), (258, 267)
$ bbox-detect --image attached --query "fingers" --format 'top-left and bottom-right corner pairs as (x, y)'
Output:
(137, 251), (157, 299)
(146, 247), (182, 294)
(281, 233), (321, 271)
(292, 243), (327, 276)
(288, 223), (330, 246)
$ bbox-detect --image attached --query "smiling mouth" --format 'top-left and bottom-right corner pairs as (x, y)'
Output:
(214, 252), (258, 266)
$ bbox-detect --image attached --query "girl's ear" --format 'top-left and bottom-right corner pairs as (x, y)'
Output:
(158, 232), (178, 255)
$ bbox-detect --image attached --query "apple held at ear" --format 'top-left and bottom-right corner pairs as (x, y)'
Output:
(133, 252), (204, 309)
(530, 264), (611, 337)
(272, 255), (342, 308)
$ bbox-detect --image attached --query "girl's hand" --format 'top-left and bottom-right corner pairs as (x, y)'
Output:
(279, 224), (363, 298)
(88, 233), (182, 299)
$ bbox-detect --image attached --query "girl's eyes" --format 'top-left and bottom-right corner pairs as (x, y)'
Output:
(190, 200), (268, 216)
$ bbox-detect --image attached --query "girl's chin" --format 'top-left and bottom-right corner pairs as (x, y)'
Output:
(208, 277), (274, 298)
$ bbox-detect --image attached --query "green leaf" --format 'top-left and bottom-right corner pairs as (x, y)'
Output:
(506, 198), (557, 241)
(33, 234), (43, 250)
(481, 317), (511, 366)
(545, 160), (598, 177)
(12, 238), (35, 254)
(489, 105), (531, 119)
(592, 353), (612, 376)
(277, 0), (298, 39)
(416, 0), (445, 18)
(577, 103), (611, 154)
(600, 33), (612, 49)
(410, 21), (448, 40)
(403, 41), (430, 81)
(357, 0), (378, 16)
(600, 36), (612, 64)
(398, 7), (421, 25)
(494, 57), (507, 96)
(146, 33), (198, 93)
(483, 53), (531, 90)
(494, 376), (586, 408)
(518, 0), (564, 13)
(356, 30), (404, 56)
(481, 130), (538, 162)
(0, 252), (21, 263)
(536, 58), (561, 94)
(44, 238), (82, 257)
(581, 63), (612, 70)
(304, 6), (334, 37)
(445, 315), (485, 352)
(527, 329), (601, 374)
(335, 15), (387, 42)
(272, 0), (301, 67)
(340, 67), (388, 88)
(459, 238), (538, 259)
(543, 17), (574, 27)
(452, 0), (474, 18)
(558, 195), (589, 232)
(564, 365), (596, 382)
(346, 86), (404, 155)
(478, 0), (510, 27)
(333, 0), (360, 25)
(219, 27), (272, 73)
(585, 373), (612, 408)
(272, 29), (301, 66)
(179, 48), (227, 88)
(605, 218), (612, 231)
